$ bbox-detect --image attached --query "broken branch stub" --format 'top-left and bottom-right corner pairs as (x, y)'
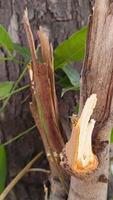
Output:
(60, 94), (98, 176)
(23, 10), (64, 154)
(23, 10), (69, 195)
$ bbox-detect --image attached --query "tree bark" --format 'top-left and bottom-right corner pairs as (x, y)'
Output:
(0, 1), (92, 199)
(68, 0), (113, 199)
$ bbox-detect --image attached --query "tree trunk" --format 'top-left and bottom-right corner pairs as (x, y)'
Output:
(68, 0), (113, 199)
(0, 0), (92, 199)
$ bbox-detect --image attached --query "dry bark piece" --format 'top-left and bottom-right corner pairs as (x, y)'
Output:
(60, 94), (98, 176)
(23, 10), (64, 154)
(23, 9), (69, 197)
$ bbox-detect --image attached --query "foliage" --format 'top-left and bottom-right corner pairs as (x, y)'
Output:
(13, 43), (31, 63)
(63, 65), (80, 87)
(54, 26), (87, 69)
(74, 104), (79, 114)
(0, 25), (14, 54)
(54, 27), (87, 95)
(0, 145), (7, 193)
(0, 82), (14, 99)
(110, 128), (113, 143)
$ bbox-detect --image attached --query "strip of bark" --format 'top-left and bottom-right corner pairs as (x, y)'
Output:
(23, 10), (69, 199)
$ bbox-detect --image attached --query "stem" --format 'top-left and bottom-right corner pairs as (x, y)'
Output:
(0, 65), (28, 112)
(29, 168), (50, 174)
(0, 84), (30, 101)
(23, 10), (69, 198)
(0, 152), (43, 200)
(44, 184), (49, 200)
(3, 125), (36, 146)
(0, 56), (13, 61)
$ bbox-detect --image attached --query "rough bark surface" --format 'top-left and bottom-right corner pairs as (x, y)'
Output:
(68, 0), (113, 200)
(0, 0), (92, 199)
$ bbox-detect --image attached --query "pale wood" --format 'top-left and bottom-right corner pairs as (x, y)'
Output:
(62, 94), (98, 175)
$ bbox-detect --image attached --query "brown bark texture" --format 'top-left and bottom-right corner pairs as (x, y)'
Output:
(0, 0), (92, 200)
(23, 13), (69, 199)
(68, 0), (113, 200)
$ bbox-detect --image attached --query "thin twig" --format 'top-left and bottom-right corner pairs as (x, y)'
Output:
(44, 184), (49, 200)
(3, 125), (36, 146)
(0, 152), (43, 200)
(29, 168), (50, 174)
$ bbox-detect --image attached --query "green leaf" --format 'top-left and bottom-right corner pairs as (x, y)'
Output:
(0, 66), (27, 112)
(61, 86), (79, 97)
(110, 128), (113, 143)
(58, 74), (72, 88)
(74, 104), (79, 114)
(0, 57), (13, 61)
(0, 82), (14, 98)
(13, 43), (31, 62)
(57, 67), (80, 96)
(0, 25), (14, 53)
(0, 145), (7, 193)
(0, 84), (29, 101)
(54, 26), (87, 69)
(63, 65), (80, 87)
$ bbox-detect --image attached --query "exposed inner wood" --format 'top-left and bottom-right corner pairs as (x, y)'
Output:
(64, 94), (98, 174)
